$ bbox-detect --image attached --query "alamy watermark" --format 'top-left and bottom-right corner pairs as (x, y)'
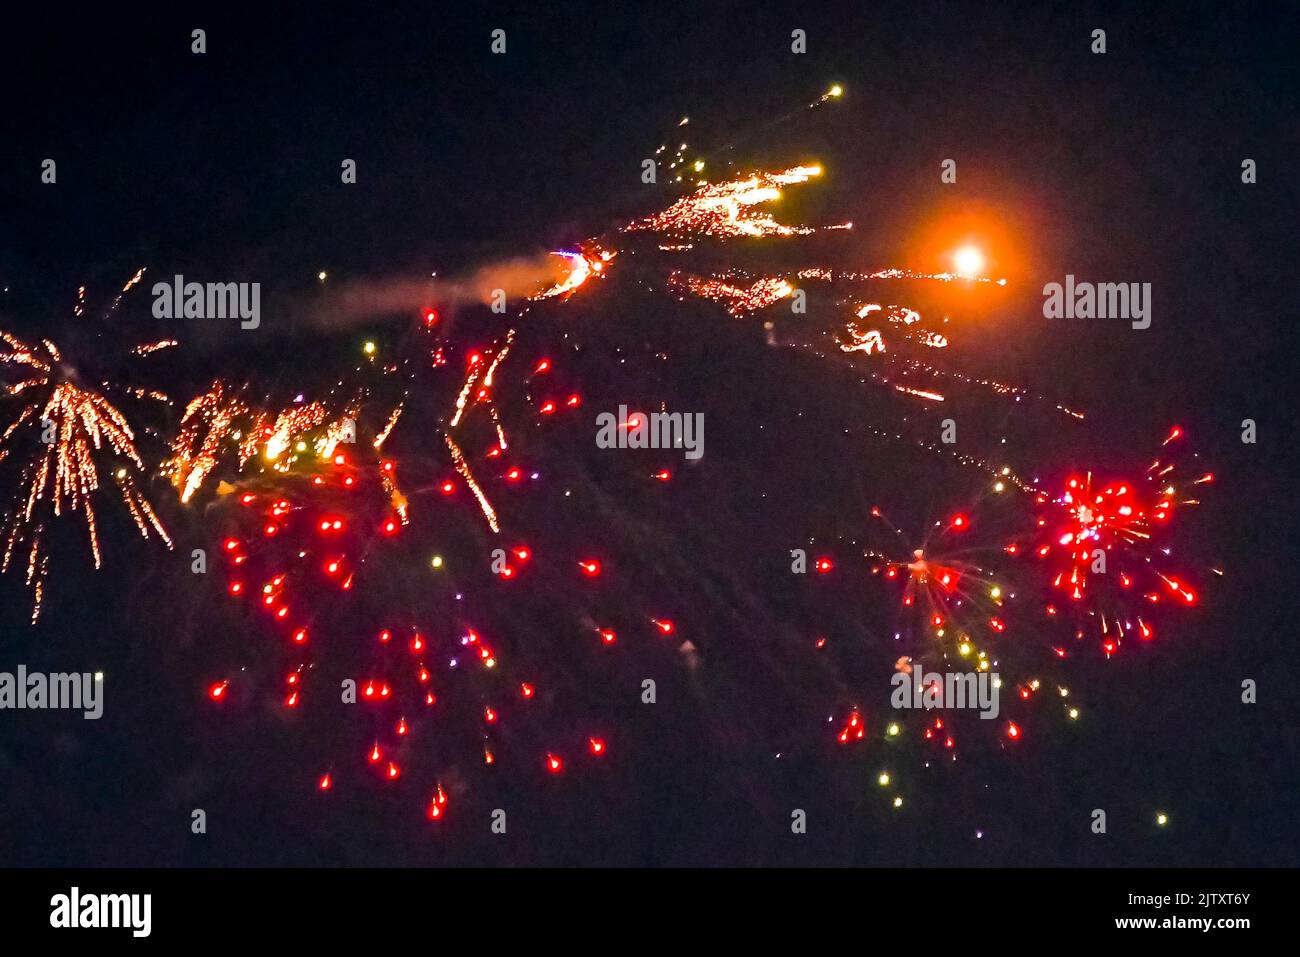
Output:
(0, 666), (102, 719)
(891, 664), (1000, 719)
(1042, 275), (1150, 329)
(152, 274), (260, 329)
(596, 406), (704, 460)
(50, 887), (150, 937)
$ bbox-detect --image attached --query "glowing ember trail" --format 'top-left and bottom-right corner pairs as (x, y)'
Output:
(626, 166), (825, 238)
(668, 272), (794, 315)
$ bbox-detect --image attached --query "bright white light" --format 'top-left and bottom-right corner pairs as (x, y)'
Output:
(953, 246), (985, 277)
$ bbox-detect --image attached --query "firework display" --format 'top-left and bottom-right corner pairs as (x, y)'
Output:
(0, 95), (1221, 831)
(3, 8), (1289, 905)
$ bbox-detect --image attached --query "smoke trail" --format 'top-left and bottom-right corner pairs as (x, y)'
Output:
(300, 252), (576, 330)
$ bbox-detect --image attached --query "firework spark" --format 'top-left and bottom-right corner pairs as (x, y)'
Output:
(667, 271), (794, 315)
(1021, 428), (1212, 655)
(0, 327), (172, 620)
(626, 166), (826, 238)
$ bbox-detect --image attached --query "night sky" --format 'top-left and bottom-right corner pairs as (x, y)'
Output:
(0, 3), (1295, 869)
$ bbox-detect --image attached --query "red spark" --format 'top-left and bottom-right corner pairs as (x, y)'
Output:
(837, 710), (865, 744)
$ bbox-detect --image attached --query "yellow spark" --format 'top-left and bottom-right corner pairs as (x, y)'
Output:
(373, 403), (403, 449)
(445, 434), (499, 533)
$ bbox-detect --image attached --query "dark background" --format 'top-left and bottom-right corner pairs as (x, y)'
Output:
(0, 1), (1296, 866)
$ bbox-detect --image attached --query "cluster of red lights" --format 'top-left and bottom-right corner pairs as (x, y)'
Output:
(204, 356), (679, 820)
